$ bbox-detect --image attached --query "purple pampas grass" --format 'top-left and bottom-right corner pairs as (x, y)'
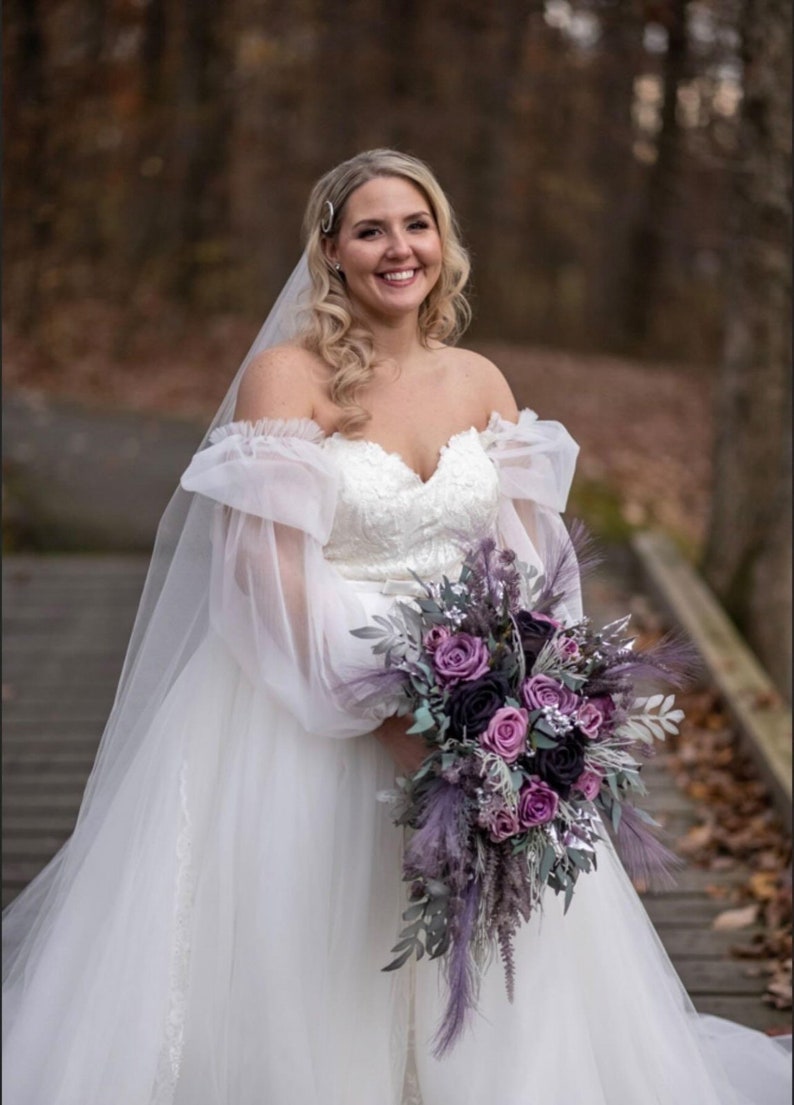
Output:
(404, 780), (469, 884)
(615, 804), (683, 891)
(533, 519), (600, 613)
(433, 877), (481, 1057)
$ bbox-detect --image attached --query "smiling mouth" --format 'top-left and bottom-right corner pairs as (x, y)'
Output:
(377, 269), (418, 285)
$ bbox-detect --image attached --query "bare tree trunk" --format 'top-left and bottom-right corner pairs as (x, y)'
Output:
(625, 0), (688, 346)
(5, 0), (52, 332)
(702, 0), (792, 698)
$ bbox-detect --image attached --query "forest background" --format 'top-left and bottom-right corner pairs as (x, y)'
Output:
(2, 0), (791, 696)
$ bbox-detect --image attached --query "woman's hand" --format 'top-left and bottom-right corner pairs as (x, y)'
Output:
(372, 714), (429, 775)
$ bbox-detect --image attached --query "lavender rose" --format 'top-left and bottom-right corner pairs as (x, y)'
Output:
(487, 807), (521, 843)
(574, 769), (603, 801)
(433, 633), (490, 686)
(446, 673), (511, 737)
(521, 674), (580, 715)
(479, 706), (529, 763)
(517, 777), (560, 827)
(534, 733), (587, 799)
(576, 699), (607, 738)
(423, 625), (452, 654)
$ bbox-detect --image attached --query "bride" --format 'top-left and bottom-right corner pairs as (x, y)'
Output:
(3, 149), (790, 1104)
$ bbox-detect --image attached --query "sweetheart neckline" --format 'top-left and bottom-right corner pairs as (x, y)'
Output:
(327, 423), (488, 487)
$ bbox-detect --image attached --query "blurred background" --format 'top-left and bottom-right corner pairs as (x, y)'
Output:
(2, 0), (791, 693)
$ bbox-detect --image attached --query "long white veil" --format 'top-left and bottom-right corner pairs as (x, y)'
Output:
(2, 252), (312, 977)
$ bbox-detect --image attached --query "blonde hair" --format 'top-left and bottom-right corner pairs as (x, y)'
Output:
(300, 149), (471, 436)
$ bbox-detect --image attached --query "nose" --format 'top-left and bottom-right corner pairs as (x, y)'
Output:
(385, 228), (412, 258)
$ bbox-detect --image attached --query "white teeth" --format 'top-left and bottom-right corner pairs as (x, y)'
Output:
(381, 270), (415, 282)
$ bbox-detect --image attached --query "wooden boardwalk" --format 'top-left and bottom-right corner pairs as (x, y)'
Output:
(2, 554), (787, 1032)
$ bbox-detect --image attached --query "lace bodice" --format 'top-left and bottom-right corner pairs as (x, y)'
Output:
(322, 425), (500, 583)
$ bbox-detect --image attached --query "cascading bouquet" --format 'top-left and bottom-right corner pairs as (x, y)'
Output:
(352, 535), (691, 1055)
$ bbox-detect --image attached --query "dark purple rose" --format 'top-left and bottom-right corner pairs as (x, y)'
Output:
(433, 633), (490, 686)
(515, 610), (560, 667)
(487, 807), (521, 842)
(517, 777), (560, 827)
(521, 674), (580, 715)
(574, 769), (603, 801)
(479, 706), (529, 763)
(446, 673), (511, 737)
(423, 625), (452, 654)
(534, 733), (587, 799)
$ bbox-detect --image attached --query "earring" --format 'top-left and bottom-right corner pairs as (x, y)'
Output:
(334, 263), (342, 272)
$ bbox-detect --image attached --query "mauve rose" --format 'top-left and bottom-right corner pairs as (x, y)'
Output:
(575, 769), (603, 801)
(433, 633), (490, 686)
(588, 695), (616, 729)
(479, 706), (529, 763)
(555, 636), (581, 660)
(447, 673), (510, 737)
(423, 625), (452, 654)
(576, 699), (605, 738)
(487, 807), (521, 842)
(534, 734), (586, 799)
(517, 777), (560, 827)
(521, 674), (580, 715)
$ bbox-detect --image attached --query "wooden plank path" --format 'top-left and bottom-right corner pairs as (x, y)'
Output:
(2, 553), (787, 1032)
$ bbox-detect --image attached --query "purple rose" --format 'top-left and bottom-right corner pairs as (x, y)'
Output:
(487, 807), (521, 843)
(433, 633), (490, 686)
(521, 674), (580, 715)
(446, 673), (511, 737)
(479, 706), (529, 763)
(574, 769), (602, 801)
(576, 699), (606, 739)
(423, 625), (452, 654)
(517, 777), (560, 827)
(534, 733), (587, 799)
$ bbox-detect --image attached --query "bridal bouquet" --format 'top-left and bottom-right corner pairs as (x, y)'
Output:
(352, 536), (689, 1054)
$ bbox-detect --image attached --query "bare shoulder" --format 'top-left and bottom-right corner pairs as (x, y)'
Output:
(443, 346), (519, 422)
(233, 341), (324, 422)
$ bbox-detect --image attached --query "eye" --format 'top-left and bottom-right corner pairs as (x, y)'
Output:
(409, 219), (430, 231)
(356, 227), (380, 239)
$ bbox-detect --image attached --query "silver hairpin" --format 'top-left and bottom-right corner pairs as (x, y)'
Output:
(320, 199), (334, 234)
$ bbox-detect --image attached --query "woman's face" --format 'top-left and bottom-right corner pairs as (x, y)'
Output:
(325, 176), (443, 325)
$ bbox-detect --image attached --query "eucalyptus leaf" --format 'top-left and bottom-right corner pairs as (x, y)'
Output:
(539, 844), (556, 883)
(383, 946), (415, 972)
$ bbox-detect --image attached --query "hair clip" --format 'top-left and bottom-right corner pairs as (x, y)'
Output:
(320, 199), (334, 234)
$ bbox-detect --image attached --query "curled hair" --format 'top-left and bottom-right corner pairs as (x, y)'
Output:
(300, 149), (471, 436)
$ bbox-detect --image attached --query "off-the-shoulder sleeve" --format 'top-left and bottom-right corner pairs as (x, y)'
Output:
(484, 409), (583, 624)
(180, 418), (392, 738)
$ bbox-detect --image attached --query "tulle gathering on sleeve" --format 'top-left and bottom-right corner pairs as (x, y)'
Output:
(484, 409), (584, 624)
(180, 417), (393, 738)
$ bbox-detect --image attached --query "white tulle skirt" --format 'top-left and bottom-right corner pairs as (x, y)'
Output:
(3, 621), (790, 1105)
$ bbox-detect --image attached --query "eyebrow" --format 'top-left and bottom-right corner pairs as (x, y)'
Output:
(351, 210), (434, 229)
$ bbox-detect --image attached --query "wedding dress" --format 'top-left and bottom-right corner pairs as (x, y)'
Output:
(3, 406), (790, 1105)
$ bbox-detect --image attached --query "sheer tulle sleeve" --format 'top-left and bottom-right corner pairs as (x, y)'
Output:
(484, 409), (583, 624)
(180, 417), (392, 738)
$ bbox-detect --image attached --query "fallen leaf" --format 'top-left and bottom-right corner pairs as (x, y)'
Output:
(712, 904), (760, 931)
(748, 872), (781, 902)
